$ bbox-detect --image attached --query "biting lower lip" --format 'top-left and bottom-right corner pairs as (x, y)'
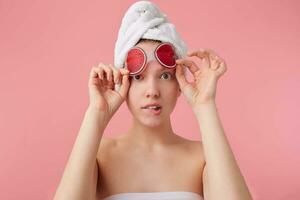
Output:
(141, 106), (162, 110)
(141, 107), (162, 115)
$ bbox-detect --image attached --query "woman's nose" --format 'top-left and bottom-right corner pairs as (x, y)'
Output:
(145, 79), (160, 98)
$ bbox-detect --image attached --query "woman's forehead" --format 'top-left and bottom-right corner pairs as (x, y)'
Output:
(143, 60), (175, 74)
(136, 40), (160, 47)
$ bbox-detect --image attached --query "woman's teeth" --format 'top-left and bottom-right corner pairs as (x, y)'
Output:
(144, 106), (161, 110)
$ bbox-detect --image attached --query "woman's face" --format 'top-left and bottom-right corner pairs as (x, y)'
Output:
(125, 41), (181, 127)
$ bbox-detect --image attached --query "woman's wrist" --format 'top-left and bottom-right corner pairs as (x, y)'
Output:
(86, 105), (111, 126)
(192, 100), (216, 115)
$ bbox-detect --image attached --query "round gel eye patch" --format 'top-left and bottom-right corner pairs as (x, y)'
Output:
(125, 42), (178, 76)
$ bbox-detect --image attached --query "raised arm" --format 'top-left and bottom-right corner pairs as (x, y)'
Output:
(196, 102), (252, 200)
(53, 63), (130, 200)
(53, 106), (108, 200)
(175, 49), (252, 199)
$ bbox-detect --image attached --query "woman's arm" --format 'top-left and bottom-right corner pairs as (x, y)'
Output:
(195, 102), (252, 200)
(53, 105), (109, 200)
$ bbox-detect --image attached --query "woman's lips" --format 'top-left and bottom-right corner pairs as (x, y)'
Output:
(141, 107), (162, 115)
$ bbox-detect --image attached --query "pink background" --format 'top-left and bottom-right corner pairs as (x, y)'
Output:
(1, 0), (299, 199)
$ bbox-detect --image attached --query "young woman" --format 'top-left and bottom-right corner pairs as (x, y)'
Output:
(54, 1), (252, 200)
(54, 38), (252, 200)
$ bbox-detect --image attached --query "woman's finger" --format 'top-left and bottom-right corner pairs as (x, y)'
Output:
(89, 66), (98, 86)
(89, 66), (105, 88)
(175, 59), (200, 75)
(175, 64), (188, 89)
(188, 48), (222, 62)
(99, 63), (113, 82)
(119, 68), (130, 75)
(120, 74), (129, 97)
(109, 64), (121, 84)
(89, 66), (98, 79)
(187, 49), (207, 58)
(118, 70), (130, 99)
(175, 64), (194, 99)
(210, 56), (220, 70)
(215, 60), (227, 76)
(96, 63), (106, 79)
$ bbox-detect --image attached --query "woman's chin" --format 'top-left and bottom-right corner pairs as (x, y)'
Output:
(139, 117), (164, 127)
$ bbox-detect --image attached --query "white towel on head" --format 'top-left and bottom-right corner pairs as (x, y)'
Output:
(113, 0), (188, 69)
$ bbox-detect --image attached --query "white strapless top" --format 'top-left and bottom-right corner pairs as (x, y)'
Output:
(102, 191), (204, 200)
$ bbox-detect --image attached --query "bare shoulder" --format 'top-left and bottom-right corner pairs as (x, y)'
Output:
(100, 136), (115, 147)
(189, 139), (204, 153)
(190, 140), (205, 162)
(96, 135), (205, 163)
(175, 135), (204, 153)
(173, 135), (205, 163)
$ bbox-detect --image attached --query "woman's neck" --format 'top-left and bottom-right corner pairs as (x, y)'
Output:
(121, 118), (179, 150)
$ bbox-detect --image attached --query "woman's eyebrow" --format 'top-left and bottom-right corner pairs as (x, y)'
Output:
(142, 67), (175, 75)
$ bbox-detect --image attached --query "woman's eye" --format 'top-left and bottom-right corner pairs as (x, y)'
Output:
(132, 74), (142, 81)
(161, 72), (172, 80)
(131, 73), (172, 81)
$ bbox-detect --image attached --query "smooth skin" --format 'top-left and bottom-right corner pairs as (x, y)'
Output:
(176, 50), (253, 200)
(53, 60), (131, 199)
(54, 40), (252, 200)
(97, 41), (205, 199)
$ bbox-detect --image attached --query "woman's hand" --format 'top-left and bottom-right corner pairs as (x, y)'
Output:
(88, 63), (130, 118)
(175, 48), (227, 110)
